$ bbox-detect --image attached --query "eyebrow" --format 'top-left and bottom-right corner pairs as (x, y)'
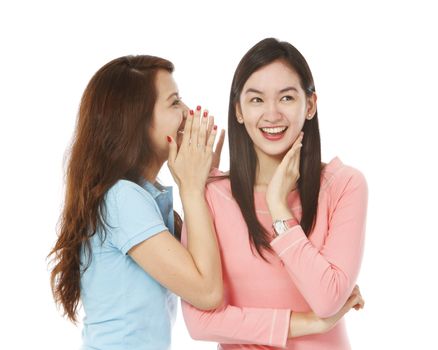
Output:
(244, 86), (299, 94)
(279, 86), (298, 93)
(166, 92), (179, 100)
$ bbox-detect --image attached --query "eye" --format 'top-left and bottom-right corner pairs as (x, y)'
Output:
(171, 97), (182, 106)
(250, 97), (263, 103)
(280, 95), (294, 102)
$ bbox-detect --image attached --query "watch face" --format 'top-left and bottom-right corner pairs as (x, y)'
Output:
(273, 220), (287, 234)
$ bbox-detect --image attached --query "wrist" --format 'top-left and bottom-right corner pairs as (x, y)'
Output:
(268, 204), (294, 222)
(289, 312), (320, 338)
(180, 187), (204, 198)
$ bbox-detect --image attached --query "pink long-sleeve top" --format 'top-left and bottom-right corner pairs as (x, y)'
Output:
(181, 156), (368, 350)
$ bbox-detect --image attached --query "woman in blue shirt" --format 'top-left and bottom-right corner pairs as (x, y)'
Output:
(49, 55), (225, 349)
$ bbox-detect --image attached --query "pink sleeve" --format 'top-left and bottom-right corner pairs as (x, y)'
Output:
(182, 300), (290, 347)
(270, 168), (368, 318)
(181, 186), (290, 348)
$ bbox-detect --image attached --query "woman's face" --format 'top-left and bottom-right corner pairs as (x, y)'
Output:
(150, 70), (188, 161)
(237, 60), (316, 160)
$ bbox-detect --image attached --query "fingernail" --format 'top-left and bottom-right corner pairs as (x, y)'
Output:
(167, 136), (172, 143)
(203, 111), (208, 118)
(213, 125), (217, 130)
(196, 105), (201, 111)
(189, 109), (194, 116)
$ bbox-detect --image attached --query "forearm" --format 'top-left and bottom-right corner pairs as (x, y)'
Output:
(269, 203), (295, 222)
(182, 300), (290, 347)
(181, 190), (222, 303)
(269, 171), (367, 318)
(269, 205), (363, 317)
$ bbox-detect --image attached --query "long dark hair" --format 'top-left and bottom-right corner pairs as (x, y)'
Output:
(48, 55), (182, 323)
(228, 38), (321, 258)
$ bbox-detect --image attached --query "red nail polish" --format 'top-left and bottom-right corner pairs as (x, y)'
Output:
(189, 109), (194, 115)
(213, 125), (217, 130)
(203, 111), (208, 118)
(196, 105), (201, 111)
(167, 136), (172, 143)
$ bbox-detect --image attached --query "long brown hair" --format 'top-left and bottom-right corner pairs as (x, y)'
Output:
(228, 38), (322, 259)
(48, 55), (182, 323)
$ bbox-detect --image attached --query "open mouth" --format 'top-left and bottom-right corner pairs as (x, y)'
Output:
(259, 126), (288, 140)
(260, 126), (287, 134)
(177, 121), (186, 135)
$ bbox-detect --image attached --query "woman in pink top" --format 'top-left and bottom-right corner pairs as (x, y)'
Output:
(181, 38), (368, 349)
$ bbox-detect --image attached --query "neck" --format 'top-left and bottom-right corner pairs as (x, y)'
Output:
(254, 148), (284, 191)
(143, 159), (164, 184)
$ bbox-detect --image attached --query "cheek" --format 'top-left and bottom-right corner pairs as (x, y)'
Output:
(241, 103), (257, 118)
(284, 104), (306, 125)
(156, 112), (181, 131)
(241, 107), (260, 129)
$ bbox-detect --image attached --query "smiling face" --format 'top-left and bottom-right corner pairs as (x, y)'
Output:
(237, 60), (316, 160)
(150, 70), (188, 162)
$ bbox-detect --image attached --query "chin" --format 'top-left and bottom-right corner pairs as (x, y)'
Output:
(258, 147), (289, 159)
(259, 139), (293, 153)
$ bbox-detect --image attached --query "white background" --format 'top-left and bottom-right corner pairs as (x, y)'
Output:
(1, 0), (437, 349)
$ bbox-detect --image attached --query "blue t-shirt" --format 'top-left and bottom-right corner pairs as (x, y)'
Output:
(80, 179), (177, 350)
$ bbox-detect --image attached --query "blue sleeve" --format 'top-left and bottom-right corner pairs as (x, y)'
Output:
(106, 180), (169, 254)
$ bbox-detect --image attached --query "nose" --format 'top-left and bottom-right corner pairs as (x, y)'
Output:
(262, 102), (283, 123)
(181, 102), (189, 114)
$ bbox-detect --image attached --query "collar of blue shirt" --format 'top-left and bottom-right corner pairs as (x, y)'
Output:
(140, 179), (172, 199)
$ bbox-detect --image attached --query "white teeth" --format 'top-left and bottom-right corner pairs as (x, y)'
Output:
(260, 126), (287, 134)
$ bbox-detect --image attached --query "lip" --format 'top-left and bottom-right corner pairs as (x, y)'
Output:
(259, 126), (288, 141)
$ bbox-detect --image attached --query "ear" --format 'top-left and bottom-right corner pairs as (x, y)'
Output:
(305, 93), (317, 120)
(235, 103), (244, 124)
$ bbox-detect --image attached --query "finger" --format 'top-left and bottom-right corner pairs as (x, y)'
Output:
(354, 296), (365, 310)
(206, 114), (214, 141)
(167, 135), (177, 165)
(285, 131), (304, 162)
(190, 105), (201, 148)
(344, 294), (361, 311)
(353, 295), (364, 309)
(280, 132), (304, 173)
(182, 109), (194, 147)
(198, 109), (209, 149)
(214, 129), (226, 157)
(206, 124), (218, 152)
(292, 139), (302, 178)
(351, 286), (361, 300)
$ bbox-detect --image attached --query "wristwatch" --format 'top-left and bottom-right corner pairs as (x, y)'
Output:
(272, 217), (299, 236)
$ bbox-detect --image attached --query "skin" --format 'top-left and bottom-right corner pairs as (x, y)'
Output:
(237, 59), (316, 193)
(146, 70), (225, 180)
(129, 70), (225, 310)
(236, 60), (364, 336)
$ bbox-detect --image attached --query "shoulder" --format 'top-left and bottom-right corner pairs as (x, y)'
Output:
(104, 180), (159, 218)
(106, 180), (155, 203)
(321, 157), (368, 200)
(206, 168), (233, 202)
